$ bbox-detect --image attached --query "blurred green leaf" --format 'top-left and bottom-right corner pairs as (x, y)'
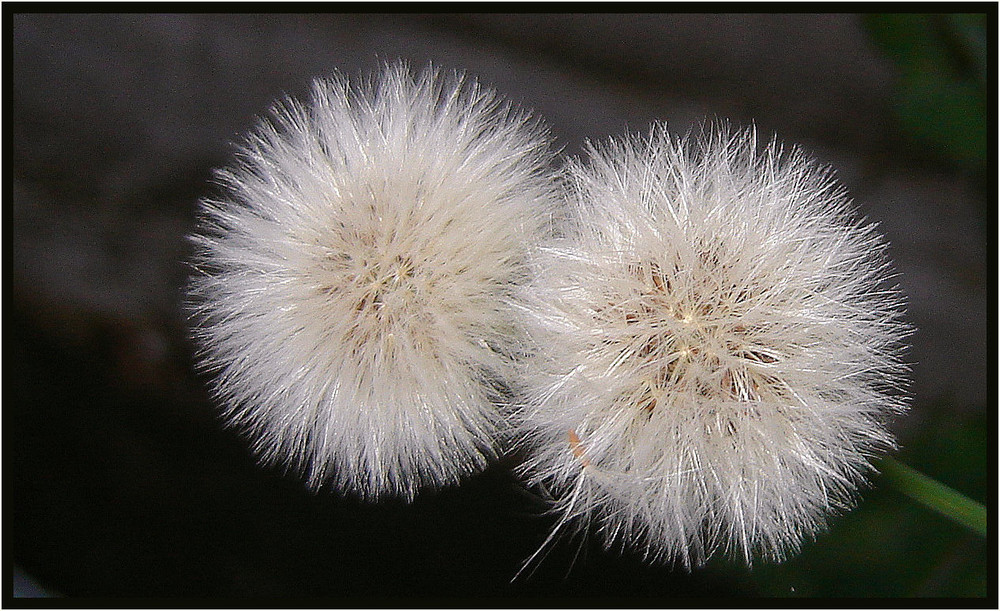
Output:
(864, 13), (988, 171)
(946, 14), (988, 84)
(747, 408), (988, 597)
(749, 483), (987, 597)
(878, 457), (986, 537)
(866, 14), (950, 69)
(896, 70), (986, 168)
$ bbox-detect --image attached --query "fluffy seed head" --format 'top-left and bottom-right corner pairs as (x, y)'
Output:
(515, 124), (909, 567)
(188, 63), (555, 501)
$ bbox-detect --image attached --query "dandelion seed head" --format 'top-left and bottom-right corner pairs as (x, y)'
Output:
(515, 124), (909, 567)
(188, 63), (556, 500)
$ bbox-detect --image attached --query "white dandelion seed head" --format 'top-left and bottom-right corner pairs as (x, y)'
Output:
(188, 63), (557, 501)
(515, 124), (909, 568)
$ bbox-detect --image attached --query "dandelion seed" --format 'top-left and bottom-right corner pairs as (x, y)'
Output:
(514, 124), (909, 567)
(188, 63), (556, 501)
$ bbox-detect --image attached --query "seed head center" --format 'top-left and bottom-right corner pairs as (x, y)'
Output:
(609, 257), (786, 417)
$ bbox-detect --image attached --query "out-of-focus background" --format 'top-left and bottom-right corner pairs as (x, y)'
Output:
(10, 12), (991, 599)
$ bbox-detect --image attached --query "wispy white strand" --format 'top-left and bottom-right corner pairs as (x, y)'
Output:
(513, 123), (910, 568)
(188, 63), (557, 501)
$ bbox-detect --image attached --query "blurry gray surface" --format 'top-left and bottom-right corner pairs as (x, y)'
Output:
(13, 13), (986, 410)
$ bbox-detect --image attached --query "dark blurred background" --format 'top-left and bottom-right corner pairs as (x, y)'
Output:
(9, 12), (991, 600)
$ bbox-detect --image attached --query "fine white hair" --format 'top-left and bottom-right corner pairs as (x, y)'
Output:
(188, 63), (556, 501)
(514, 124), (909, 568)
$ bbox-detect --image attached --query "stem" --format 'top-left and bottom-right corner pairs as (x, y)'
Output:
(877, 457), (987, 537)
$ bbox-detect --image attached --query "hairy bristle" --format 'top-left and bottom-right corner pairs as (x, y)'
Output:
(514, 124), (910, 568)
(188, 62), (557, 501)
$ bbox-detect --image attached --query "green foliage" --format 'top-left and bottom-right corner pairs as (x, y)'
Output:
(743, 409), (988, 597)
(879, 458), (986, 537)
(865, 14), (988, 171)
